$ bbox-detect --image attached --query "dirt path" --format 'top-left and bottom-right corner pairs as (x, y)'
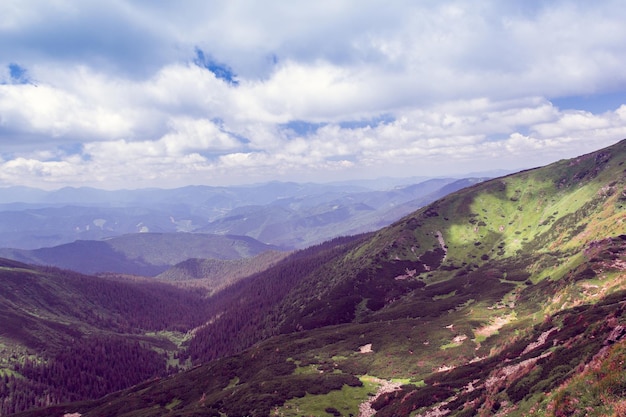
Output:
(358, 378), (402, 417)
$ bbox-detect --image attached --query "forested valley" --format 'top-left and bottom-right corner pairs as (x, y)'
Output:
(0, 261), (212, 415)
(0, 235), (371, 415)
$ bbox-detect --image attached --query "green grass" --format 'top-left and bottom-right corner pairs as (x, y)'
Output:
(223, 376), (240, 390)
(0, 368), (22, 378)
(164, 398), (181, 411)
(440, 339), (466, 350)
(144, 330), (188, 347)
(276, 376), (380, 417)
(294, 364), (320, 375)
(433, 290), (456, 300)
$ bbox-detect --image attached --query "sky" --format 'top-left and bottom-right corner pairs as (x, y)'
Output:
(1, 1), (626, 190)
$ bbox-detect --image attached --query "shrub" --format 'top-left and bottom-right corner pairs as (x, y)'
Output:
(325, 407), (341, 416)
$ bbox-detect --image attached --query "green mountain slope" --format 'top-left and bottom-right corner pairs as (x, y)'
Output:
(280, 143), (623, 328)
(10, 139), (626, 417)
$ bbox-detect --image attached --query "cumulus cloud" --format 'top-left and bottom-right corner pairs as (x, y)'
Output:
(0, 0), (626, 188)
(0, 83), (133, 144)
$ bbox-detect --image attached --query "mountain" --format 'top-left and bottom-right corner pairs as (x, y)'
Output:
(8, 139), (626, 416)
(0, 233), (280, 276)
(0, 182), (367, 249)
(155, 250), (290, 294)
(0, 178), (484, 250)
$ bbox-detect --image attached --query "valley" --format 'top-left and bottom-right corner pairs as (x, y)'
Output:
(1, 140), (625, 416)
(0, 258), (211, 415)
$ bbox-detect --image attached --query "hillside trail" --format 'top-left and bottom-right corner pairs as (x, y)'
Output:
(358, 377), (402, 417)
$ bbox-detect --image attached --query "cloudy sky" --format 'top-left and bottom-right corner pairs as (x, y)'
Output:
(1, 0), (626, 189)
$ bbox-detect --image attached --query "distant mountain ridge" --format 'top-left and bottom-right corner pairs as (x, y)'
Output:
(0, 233), (280, 276)
(0, 177), (489, 250)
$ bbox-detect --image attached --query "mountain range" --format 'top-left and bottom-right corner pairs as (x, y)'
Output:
(1, 139), (625, 416)
(0, 177), (487, 250)
(0, 233), (281, 276)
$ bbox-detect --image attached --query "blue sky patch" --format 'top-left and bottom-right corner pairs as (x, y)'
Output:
(550, 91), (626, 114)
(282, 120), (328, 137)
(8, 63), (30, 84)
(193, 48), (239, 86)
(282, 115), (395, 137)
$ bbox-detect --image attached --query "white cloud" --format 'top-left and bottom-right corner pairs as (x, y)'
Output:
(161, 118), (241, 154)
(0, 83), (133, 141)
(237, 60), (370, 122)
(1, 1), (626, 188)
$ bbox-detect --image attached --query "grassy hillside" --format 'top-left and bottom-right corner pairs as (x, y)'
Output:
(9, 139), (626, 417)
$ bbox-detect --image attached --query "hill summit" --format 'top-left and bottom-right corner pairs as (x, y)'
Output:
(9, 139), (626, 417)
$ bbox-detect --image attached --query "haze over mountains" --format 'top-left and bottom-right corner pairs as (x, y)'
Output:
(0, 233), (281, 276)
(0, 177), (491, 251)
(0, 177), (488, 276)
(1, 140), (626, 416)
